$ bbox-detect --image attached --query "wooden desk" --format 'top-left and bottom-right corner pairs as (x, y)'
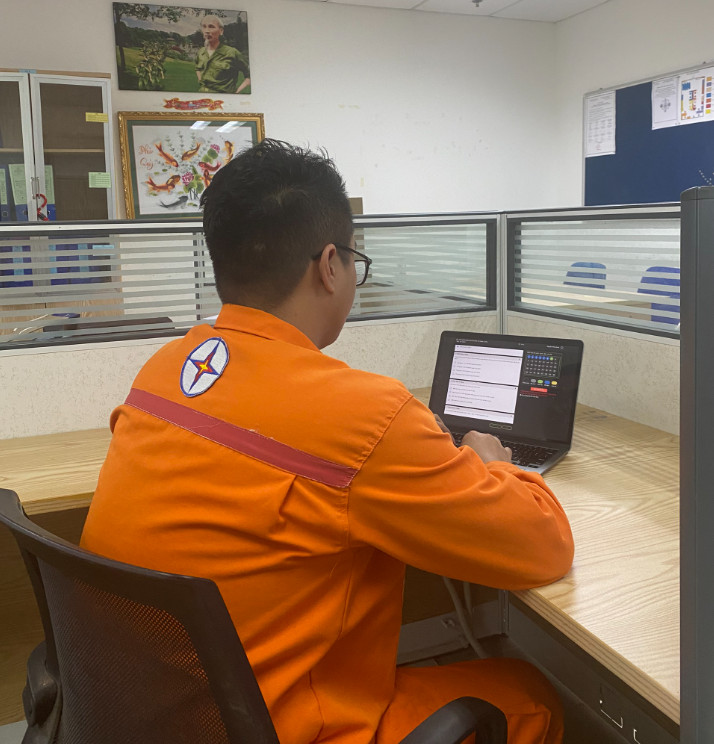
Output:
(0, 428), (111, 515)
(411, 388), (680, 725)
(0, 396), (680, 730)
(514, 405), (680, 724)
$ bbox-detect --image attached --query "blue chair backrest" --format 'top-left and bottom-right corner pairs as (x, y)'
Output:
(564, 262), (606, 289)
(637, 266), (680, 325)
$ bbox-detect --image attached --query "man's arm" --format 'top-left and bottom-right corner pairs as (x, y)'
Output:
(229, 48), (249, 94)
(347, 395), (574, 589)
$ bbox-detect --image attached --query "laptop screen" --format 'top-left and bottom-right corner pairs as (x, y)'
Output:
(429, 332), (584, 446)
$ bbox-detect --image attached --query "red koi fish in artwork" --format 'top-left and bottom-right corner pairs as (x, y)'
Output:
(201, 170), (213, 188)
(155, 142), (178, 168)
(181, 142), (201, 161)
(163, 97), (224, 111)
(147, 175), (181, 193)
(198, 160), (222, 172)
(224, 140), (234, 162)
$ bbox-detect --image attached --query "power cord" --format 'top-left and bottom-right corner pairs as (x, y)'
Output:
(441, 576), (486, 659)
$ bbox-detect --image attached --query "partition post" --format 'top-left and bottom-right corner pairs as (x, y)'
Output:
(680, 186), (714, 744)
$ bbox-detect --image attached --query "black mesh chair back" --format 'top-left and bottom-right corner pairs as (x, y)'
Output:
(0, 489), (279, 744)
(0, 488), (507, 744)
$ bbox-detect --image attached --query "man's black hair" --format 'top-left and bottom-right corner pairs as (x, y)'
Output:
(200, 139), (353, 307)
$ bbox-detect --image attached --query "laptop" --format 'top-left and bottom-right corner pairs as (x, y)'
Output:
(428, 332), (584, 474)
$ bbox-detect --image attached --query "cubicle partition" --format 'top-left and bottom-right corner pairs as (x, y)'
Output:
(506, 204), (681, 334)
(0, 214), (497, 350)
(0, 221), (208, 347)
(1, 206), (682, 350)
(680, 186), (714, 744)
(502, 204), (681, 433)
(0, 214), (499, 438)
(0, 206), (685, 436)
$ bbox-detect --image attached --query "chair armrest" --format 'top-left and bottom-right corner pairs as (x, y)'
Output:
(398, 696), (507, 744)
(22, 642), (60, 744)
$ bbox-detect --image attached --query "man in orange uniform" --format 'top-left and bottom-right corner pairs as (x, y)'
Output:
(81, 140), (574, 744)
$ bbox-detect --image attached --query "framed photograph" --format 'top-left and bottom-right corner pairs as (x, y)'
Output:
(118, 111), (265, 219)
(113, 4), (251, 94)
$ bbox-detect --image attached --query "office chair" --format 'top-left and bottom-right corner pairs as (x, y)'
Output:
(0, 489), (507, 744)
(637, 266), (680, 325)
(563, 261), (607, 289)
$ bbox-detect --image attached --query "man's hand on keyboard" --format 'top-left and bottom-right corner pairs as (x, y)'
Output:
(462, 431), (513, 464)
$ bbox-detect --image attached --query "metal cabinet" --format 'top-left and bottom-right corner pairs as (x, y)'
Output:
(0, 71), (115, 222)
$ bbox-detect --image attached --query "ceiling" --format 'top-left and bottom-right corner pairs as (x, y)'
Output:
(289, 0), (611, 23)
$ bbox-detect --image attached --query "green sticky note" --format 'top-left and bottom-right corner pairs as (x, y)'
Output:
(8, 164), (27, 203)
(86, 112), (109, 123)
(88, 172), (111, 189)
(0, 170), (7, 205)
(44, 165), (55, 204)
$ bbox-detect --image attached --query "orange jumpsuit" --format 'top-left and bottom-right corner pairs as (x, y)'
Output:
(81, 304), (574, 744)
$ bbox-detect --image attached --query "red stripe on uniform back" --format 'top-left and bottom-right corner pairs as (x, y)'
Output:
(124, 388), (358, 488)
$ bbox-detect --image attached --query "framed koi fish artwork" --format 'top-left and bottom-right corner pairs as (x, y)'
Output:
(118, 111), (264, 219)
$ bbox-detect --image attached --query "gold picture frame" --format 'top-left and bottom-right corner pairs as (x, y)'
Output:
(118, 111), (265, 219)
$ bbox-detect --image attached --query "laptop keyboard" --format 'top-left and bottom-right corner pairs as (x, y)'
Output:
(452, 432), (557, 468)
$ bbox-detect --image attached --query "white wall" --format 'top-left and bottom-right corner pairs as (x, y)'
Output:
(0, 314), (498, 439)
(7, 0), (714, 211)
(0, 0), (561, 214)
(553, 0), (714, 205)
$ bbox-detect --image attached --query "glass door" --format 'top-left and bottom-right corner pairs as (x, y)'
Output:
(0, 73), (35, 222)
(30, 75), (114, 221)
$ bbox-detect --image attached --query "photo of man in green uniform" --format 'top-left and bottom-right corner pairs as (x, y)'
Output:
(195, 14), (251, 94)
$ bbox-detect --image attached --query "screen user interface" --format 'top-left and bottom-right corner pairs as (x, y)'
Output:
(439, 336), (579, 443)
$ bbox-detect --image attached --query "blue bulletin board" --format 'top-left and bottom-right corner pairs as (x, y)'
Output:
(584, 70), (714, 206)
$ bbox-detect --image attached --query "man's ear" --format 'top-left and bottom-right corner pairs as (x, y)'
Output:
(316, 244), (338, 294)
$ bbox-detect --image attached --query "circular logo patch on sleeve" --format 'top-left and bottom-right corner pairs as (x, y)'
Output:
(180, 337), (229, 397)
